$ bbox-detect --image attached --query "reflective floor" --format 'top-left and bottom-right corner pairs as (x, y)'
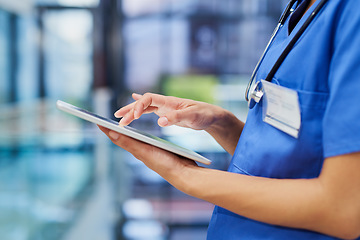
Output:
(0, 99), (223, 240)
(0, 100), (96, 240)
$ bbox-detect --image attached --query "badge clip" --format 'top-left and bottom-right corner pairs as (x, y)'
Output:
(248, 81), (264, 109)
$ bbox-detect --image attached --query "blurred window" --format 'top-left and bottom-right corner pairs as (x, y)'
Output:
(122, 0), (284, 94)
(124, 17), (165, 92)
(42, 10), (93, 103)
(0, 10), (10, 104)
(17, 15), (39, 102)
(36, 0), (99, 7)
(122, 0), (170, 17)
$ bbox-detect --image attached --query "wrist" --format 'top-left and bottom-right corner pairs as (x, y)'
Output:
(205, 107), (243, 136)
(204, 105), (229, 131)
(169, 163), (202, 196)
(204, 106), (244, 155)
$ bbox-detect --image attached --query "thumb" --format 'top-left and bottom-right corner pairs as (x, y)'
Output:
(158, 116), (170, 127)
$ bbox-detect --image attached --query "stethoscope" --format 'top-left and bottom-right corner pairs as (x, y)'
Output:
(245, 0), (329, 109)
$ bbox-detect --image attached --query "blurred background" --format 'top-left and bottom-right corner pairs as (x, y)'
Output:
(0, 0), (287, 239)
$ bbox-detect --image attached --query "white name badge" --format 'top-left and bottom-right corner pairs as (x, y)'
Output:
(261, 80), (301, 138)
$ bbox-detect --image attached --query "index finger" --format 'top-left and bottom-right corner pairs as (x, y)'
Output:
(114, 93), (143, 118)
(114, 101), (137, 118)
(133, 93), (166, 119)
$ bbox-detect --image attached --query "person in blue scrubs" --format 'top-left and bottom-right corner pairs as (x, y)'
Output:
(99, 0), (360, 239)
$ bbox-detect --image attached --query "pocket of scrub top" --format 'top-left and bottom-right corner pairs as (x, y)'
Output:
(297, 89), (329, 112)
(229, 87), (329, 179)
(274, 77), (329, 111)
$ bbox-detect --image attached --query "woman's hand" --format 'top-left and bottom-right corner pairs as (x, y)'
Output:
(116, 93), (221, 130)
(115, 93), (244, 155)
(97, 125), (198, 191)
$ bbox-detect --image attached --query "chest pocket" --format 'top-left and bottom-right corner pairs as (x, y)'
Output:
(229, 88), (329, 179)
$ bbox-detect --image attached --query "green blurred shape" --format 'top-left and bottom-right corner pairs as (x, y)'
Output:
(161, 75), (218, 104)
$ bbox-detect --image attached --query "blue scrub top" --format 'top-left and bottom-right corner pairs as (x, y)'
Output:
(207, 0), (360, 239)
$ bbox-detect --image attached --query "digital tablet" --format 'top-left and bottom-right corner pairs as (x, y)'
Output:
(56, 100), (212, 165)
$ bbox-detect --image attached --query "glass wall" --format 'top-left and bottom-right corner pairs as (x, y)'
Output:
(0, 1), (288, 239)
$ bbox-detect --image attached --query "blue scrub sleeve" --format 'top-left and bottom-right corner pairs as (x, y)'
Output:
(323, 1), (360, 158)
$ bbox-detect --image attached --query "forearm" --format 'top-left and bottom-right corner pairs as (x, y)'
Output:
(100, 124), (360, 239)
(205, 107), (244, 155)
(176, 165), (359, 239)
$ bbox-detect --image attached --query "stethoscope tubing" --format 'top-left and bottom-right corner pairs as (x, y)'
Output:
(245, 0), (298, 102)
(245, 0), (329, 103)
(264, 0), (329, 82)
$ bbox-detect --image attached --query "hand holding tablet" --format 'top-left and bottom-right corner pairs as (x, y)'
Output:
(56, 100), (211, 165)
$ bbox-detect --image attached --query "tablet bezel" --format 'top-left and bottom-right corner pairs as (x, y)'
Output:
(56, 100), (211, 165)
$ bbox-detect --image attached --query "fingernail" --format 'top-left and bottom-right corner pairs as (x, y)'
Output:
(109, 131), (120, 140)
(134, 110), (139, 119)
(159, 117), (169, 127)
(119, 116), (126, 125)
